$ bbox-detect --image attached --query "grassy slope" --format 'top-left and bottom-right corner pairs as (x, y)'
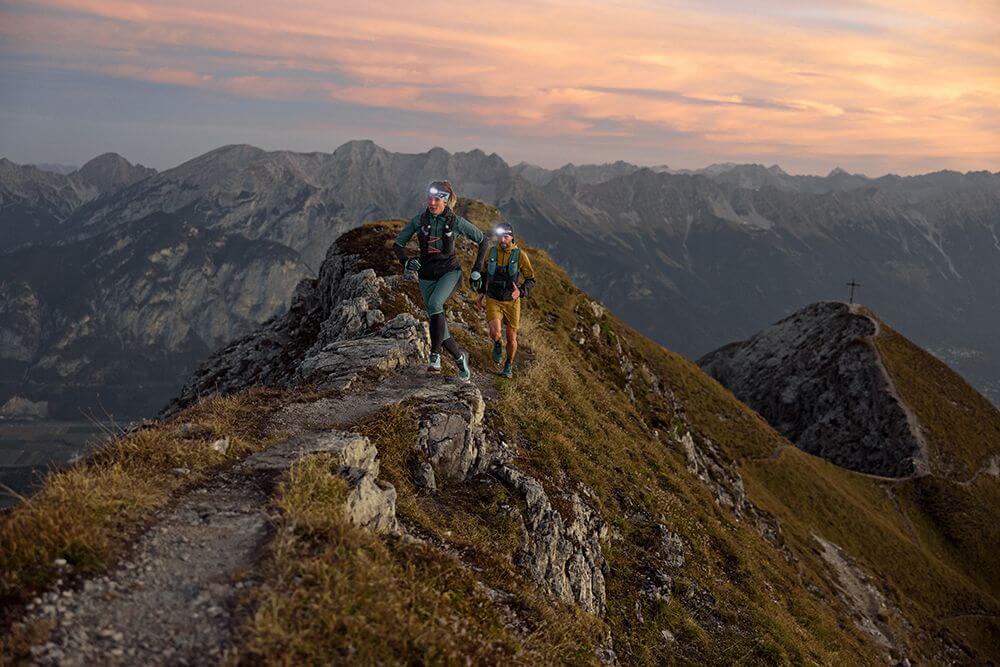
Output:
(0, 388), (295, 658)
(867, 311), (1000, 652)
(4, 201), (997, 663)
(448, 201), (997, 662)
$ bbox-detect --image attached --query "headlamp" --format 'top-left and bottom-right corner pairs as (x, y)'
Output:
(428, 187), (450, 201)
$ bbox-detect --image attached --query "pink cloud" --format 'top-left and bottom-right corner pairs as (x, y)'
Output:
(2, 0), (998, 170)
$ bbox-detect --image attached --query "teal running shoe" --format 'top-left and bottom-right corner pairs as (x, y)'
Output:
(500, 362), (513, 378)
(491, 340), (503, 364)
(457, 352), (471, 381)
(427, 353), (441, 373)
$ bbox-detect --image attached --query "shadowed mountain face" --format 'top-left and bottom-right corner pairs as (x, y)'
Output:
(0, 153), (155, 249)
(0, 211), (304, 417)
(699, 302), (929, 477)
(2, 142), (999, 418)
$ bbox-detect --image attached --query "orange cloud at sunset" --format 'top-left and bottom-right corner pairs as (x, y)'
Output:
(1, 0), (997, 173)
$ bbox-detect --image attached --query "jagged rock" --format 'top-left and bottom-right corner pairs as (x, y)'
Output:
(680, 431), (749, 516)
(639, 525), (686, 603)
(658, 526), (686, 568)
(641, 569), (673, 603)
(240, 430), (397, 534)
(413, 462), (436, 491)
(814, 535), (908, 660)
(209, 438), (230, 455)
(699, 302), (928, 477)
(495, 465), (609, 615)
(165, 250), (428, 414)
(296, 313), (427, 391)
(411, 382), (501, 484)
(0, 395), (48, 420)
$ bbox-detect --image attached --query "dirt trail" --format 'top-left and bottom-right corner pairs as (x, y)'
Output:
(849, 304), (933, 477)
(22, 466), (273, 665)
(20, 360), (504, 666)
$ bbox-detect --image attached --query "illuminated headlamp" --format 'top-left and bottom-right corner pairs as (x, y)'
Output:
(494, 225), (513, 237)
(428, 187), (450, 201)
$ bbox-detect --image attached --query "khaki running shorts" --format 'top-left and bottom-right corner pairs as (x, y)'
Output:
(484, 297), (521, 330)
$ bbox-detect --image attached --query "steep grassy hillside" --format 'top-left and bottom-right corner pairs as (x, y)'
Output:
(3, 200), (996, 664)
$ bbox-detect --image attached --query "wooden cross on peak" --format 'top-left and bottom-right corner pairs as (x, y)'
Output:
(846, 279), (861, 304)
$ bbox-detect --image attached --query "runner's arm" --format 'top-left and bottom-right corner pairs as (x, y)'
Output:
(519, 250), (536, 297)
(456, 216), (488, 272)
(393, 217), (419, 269)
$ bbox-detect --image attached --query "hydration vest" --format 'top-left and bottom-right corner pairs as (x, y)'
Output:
(417, 209), (456, 260)
(487, 246), (520, 285)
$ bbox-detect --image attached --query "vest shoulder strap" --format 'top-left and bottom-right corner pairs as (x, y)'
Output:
(486, 245), (499, 276)
(509, 248), (520, 277)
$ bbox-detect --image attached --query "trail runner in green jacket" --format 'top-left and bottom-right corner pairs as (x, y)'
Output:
(393, 180), (487, 380)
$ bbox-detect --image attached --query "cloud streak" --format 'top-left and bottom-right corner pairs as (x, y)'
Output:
(1, 0), (998, 173)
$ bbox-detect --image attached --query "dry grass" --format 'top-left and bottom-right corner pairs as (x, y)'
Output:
(236, 452), (602, 665)
(0, 388), (286, 614)
(868, 318), (1000, 477)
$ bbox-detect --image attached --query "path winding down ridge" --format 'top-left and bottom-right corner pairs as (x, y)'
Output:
(20, 230), (609, 664)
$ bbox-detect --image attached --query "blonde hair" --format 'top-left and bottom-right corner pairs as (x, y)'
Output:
(430, 180), (458, 209)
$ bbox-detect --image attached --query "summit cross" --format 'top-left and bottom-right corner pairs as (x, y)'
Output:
(846, 280), (861, 304)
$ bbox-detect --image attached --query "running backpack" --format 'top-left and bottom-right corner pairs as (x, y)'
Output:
(417, 210), (456, 259)
(487, 246), (520, 284)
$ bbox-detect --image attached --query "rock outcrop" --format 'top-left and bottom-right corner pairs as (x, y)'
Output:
(238, 430), (398, 534)
(164, 245), (427, 415)
(699, 302), (928, 477)
(0, 395), (48, 420)
(495, 465), (609, 615)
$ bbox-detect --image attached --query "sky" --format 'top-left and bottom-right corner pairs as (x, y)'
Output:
(0, 0), (998, 175)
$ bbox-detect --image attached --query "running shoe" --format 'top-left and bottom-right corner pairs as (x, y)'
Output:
(427, 353), (441, 373)
(457, 352), (472, 381)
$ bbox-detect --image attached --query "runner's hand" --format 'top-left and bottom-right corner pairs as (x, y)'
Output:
(511, 284), (520, 300)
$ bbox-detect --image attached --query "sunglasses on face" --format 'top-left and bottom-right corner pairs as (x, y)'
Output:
(428, 187), (450, 201)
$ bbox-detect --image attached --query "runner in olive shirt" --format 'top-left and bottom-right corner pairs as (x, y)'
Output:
(393, 180), (487, 379)
(476, 222), (535, 378)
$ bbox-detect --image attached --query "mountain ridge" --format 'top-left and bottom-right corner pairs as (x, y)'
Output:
(699, 301), (1000, 479)
(3, 206), (996, 663)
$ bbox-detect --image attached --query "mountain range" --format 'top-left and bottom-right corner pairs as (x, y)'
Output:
(1, 141), (998, 417)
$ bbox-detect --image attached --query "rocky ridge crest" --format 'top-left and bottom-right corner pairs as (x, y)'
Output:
(165, 223), (612, 617)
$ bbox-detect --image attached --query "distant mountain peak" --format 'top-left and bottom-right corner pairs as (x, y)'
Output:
(74, 152), (155, 193)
